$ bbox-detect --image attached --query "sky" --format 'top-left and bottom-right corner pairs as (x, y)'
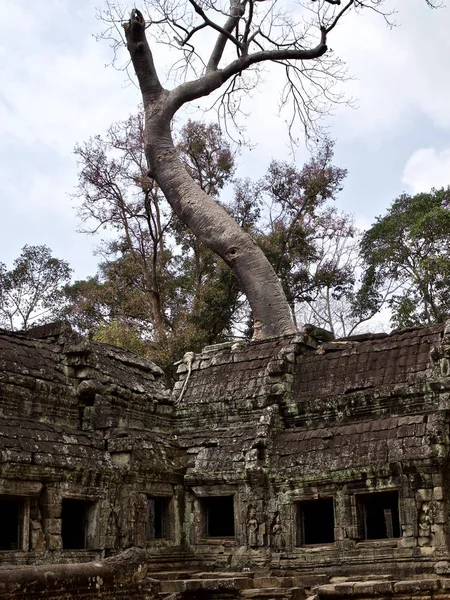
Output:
(1, 0), (450, 283)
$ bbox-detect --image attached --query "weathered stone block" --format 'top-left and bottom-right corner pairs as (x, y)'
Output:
(416, 488), (432, 502)
(398, 536), (416, 548)
(46, 533), (62, 550)
(393, 580), (421, 594)
(436, 562), (450, 575)
(352, 581), (393, 595)
(160, 580), (187, 593)
(44, 518), (62, 535)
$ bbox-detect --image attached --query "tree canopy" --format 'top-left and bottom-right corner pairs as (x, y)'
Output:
(0, 245), (72, 331)
(102, 0), (438, 340)
(68, 112), (363, 370)
(69, 116), (243, 368)
(358, 188), (450, 328)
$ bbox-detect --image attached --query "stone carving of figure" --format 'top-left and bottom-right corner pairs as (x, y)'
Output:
(247, 506), (259, 548)
(30, 503), (45, 551)
(271, 511), (284, 551)
(418, 502), (434, 547)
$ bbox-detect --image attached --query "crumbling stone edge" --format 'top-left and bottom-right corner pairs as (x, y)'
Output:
(0, 547), (159, 598)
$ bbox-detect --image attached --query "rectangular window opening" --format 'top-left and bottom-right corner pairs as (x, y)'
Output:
(0, 497), (24, 551)
(357, 491), (400, 540)
(298, 498), (335, 545)
(203, 496), (235, 538)
(147, 497), (171, 540)
(61, 499), (96, 550)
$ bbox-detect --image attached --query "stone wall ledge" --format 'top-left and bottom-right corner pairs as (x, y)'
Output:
(160, 576), (253, 593)
(318, 578), (449, 598)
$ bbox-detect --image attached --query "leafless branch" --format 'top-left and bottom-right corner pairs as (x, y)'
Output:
(97, 0), (437, 144)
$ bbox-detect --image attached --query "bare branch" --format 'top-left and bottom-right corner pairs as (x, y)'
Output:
(168, 30), (328, 115)
(206, 11), (244, 71)
(175, 21), (209, 46)
(122, 9), (164, 102)
(188, 0), (243, 52)
(324, 0), (354, 35)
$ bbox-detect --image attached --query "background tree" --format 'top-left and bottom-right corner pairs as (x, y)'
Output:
(257, 140), (349, 326)
(73, 112), (171, 343)
(293, 222), (362, 338)
(69, 116), (241, 369)
(0, 245), (72, 331)
(358, 188), (450, 328)
(292, 224), (396, 338)
(169, 119), (241, 353)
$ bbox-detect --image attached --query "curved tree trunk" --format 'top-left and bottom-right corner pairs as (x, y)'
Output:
(124, 10), (297, 340)
(146, 113), (296, 339)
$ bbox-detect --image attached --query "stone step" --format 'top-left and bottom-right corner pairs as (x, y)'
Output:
(270, 573), (329, 588)
(153, 570), (254, 581)
(241, 587), (306, 600)
(195, 571), (255, 580)
(253, 577), (307, 589)
(160, 576), (254, 594)
(146, 557), (206, 572)
(149, 570), (202, 580)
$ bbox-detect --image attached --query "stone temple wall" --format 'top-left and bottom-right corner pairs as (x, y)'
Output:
(171, 323), (450, 577)
(2, 321), (450, 597)
(0, 323), (184, 567)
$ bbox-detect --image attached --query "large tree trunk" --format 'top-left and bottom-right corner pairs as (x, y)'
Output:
(146, 113), (296, 339)
(124, 10), (297, 340)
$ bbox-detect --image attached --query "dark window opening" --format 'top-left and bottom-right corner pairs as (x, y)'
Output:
(77, 388), (96, 429)
(204, 496), (235, 538)
(61, 499), (94, 549)
(148, 497), (170, 540)
(0, 497), (23, 550)
(298, 498), (335, 545)
(357, 491), (400, 540)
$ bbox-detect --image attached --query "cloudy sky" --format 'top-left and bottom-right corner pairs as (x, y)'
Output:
(1, 0), (449, 282)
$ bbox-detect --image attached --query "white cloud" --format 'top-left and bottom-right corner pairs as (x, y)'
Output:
(0, 0), (138, 276)
(402, 147), (450, 194)
(0, 21), (138, 155)
(330, 2), (450, 144)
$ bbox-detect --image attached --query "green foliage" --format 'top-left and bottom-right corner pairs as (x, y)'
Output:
(256, 140), (352, 318)
(69, 113), (361, 369)
(69, 114), (239, 376)
(0, 245), (72, 331)
(358, 188), (450, 327)
(94, 318), (149, 356)
(177, 120), (235, 197)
